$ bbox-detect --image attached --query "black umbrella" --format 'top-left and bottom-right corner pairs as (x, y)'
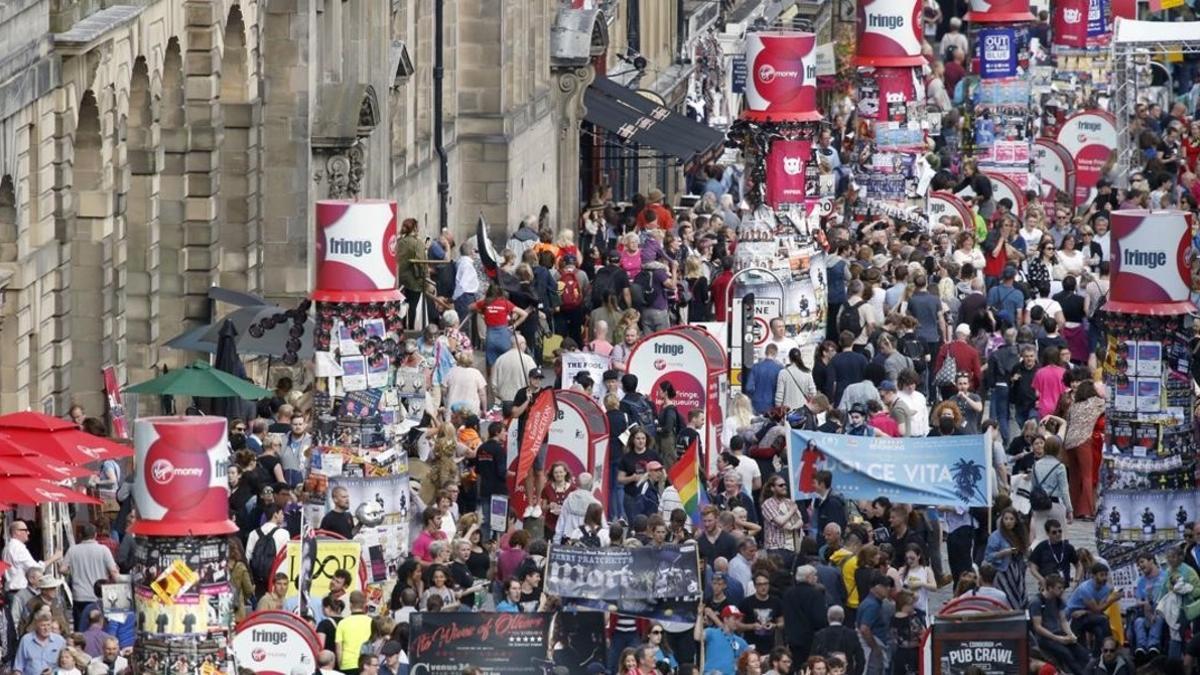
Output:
(209, 319), (252, 419)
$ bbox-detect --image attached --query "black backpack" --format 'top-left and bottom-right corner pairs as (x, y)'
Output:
(1029, 461), (1060, 512)
(250, 526), (281, 584)
(838, 300), (866, 338)
(630, 270), (655, 310)
(898, 333), (927, 373)
(578, 525), (603, 548)
(624, 395), (657, 437)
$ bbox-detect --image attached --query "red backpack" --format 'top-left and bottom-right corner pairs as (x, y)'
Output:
(560, 273), (583, 310)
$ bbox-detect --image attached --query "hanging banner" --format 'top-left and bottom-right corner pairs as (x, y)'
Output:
(547, 544), (702, 621)
(560, 351), (610, 401)
(1055, 111), (1117, 206)
(967, 0), (1035, 21)
(410, 613), (554, 674)
(854, 0), (924, 66)
(1087, 0), (1110, 40)
(979, 28), (1018, 79)
(130, 417), (236, 537)
(102, 366), (129, 439)
(743, 31), (821, 121)
(1053, 0), (1089, 48)
(765, 139), (813, 208)
(1033, 139), (1076, 208)
(1108, 210), (1193, 311)
(788, 431), (992, 507)
(856, 67), (920, 122)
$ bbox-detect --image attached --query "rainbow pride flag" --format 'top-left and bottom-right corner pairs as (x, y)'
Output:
(668, 438), (705, 525)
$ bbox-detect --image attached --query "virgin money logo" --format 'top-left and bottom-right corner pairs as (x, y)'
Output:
(75, 445), (104, 460)
(1077, 134), (1088, 143)
(35, 488), (65, 502)
(150, 458), (203, 485)
(654, 358), (667, 371)
(252, 649), (266, 662)
(757, 64), (799, 83)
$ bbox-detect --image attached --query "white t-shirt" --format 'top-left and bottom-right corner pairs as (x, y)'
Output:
(1028, 297), (1062, 319)
(766, 336), (800, 363)
(2, 538), (37, 590)
(897, 390), (930, 437)
(733, 455), (761, 492)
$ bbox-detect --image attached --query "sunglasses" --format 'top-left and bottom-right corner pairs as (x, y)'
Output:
(650, 630), (663, 635)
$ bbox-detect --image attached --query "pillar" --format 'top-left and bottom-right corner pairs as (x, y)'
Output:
(551, 64), (595, 232)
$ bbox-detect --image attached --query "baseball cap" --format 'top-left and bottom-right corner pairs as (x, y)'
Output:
(712, 572), (728, 583)
(528, 368), (546, 380)
(878, 380), (897, 392)
(381, 641), (403, 657)
(646, 461), (664, 471)
(721, 605), (744, 618)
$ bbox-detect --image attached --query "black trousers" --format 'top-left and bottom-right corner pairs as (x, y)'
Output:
(946, 525), (976, 584)
(666, 629), (697, 668)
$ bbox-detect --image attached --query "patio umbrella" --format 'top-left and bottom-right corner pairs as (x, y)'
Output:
(164, 305), (314, 359)
(124, 360), (273, 399)
(0, 478), (101, 505)
(0, 414), (134, 464)
(0, 454), (93, 480)
(210, 319), (250, 419)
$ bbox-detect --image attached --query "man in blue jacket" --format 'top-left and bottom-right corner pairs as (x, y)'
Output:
(744, 344), (783, 414)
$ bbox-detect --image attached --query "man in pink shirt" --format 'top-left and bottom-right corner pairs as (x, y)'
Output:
(1031, 346), (1069, 419)
(410, 507), (447, 564)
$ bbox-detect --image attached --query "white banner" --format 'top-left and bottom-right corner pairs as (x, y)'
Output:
(560, 351), (610, 401)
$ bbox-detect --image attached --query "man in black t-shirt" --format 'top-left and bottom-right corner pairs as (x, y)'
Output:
(319, 486), (357, 539)
(697, 505), (739, 565)
(1029, 519), (1080, 588)
(617, 432), (661, 520)
(737, 573), (783, 654)
(1030, 574), (1090, 673)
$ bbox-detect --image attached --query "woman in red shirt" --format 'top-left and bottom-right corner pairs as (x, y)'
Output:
(474, 285), (529, 368)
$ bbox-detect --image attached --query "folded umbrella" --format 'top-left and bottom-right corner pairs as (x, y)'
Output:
(124, 360), (273, 399)
(0, 478), (101, 505)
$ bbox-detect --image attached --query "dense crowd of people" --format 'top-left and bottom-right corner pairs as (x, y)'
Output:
(8, 3), (1200, 675)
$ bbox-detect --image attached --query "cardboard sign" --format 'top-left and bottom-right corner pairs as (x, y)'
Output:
(272, 538), (365, 599)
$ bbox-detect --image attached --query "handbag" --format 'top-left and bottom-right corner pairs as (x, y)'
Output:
(933, 353), (959, 387)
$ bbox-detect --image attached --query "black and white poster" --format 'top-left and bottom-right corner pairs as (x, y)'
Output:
(546, 544), (701, 621)
(1099, 490), (1198, 542)
(933, 616), (1027, 675)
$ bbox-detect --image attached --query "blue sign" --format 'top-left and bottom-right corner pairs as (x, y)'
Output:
(731, 55), (747, 94)
(978, 28), (1018, 79)
(788, 431), (992, 507)
(1087, 0), (1107, 37)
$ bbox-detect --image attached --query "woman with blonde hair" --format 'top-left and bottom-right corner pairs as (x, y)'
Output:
(723, 392), (755, 447)
(554, 228), (579, 262)
(683, 255), (712, 322)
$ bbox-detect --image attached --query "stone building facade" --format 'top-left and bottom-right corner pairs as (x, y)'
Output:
(0, 0), (754, 415)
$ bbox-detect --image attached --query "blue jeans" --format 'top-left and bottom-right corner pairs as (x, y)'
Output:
(1135, 614), (1165, 650)
(1071, 613), (1111, 655)
(485, 326), (512, 366)
(991, 385), (1011, 444)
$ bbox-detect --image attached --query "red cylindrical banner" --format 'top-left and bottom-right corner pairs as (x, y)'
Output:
(1108, 210), (1194, 310)
(854, 0), (924, 66)
(743, 31), (821, 122)
(313, 199), (400, 301)
(765, 139), (814, 207)
(966, 0), (1035, 22)
(1052, 0), (1089, 48)
(130, 416), (236, 536)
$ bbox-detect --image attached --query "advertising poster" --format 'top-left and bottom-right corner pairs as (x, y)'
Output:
(410, 612), (555, 675)
(231, 611), (319, 675)
(547, 543), (701, 621)
(272, 538), (365, 599)
(327, 471), (412, 563)
(765, 139), (814, 207)
(932, 615), (1028, 674)
(313, 200), (399, 294)
(1055, 111), (1117, 206)
(1099, 490), (1195, 542)
(854, 0), (924, 66)
(788, 431), (992, 507)
(1033, 139), (1075, 208)
(560, 351), (610, 401)
(979, 28), (1018, 79)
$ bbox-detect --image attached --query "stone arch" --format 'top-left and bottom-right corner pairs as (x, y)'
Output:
(222, 5), (248, 103)
(150, 37), (188, 369)
(358, 85), (381, 132)
(0, 175), (15, 263)
(123, 56), (157, 380)
(220, 3), (255, 294)
(74, 91), (104, 193)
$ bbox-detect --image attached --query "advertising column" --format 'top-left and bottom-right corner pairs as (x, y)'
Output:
(853, 0), (929, 220)
(967, 0), (1036, 196)
(305, 199), (414, 614)
(1096, 210), (1197, 608)
(130, 416), (238, 674)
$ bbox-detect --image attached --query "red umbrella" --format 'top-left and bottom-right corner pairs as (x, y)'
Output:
(0, 454), (93, 480)
(0, 413), (133, 464)
(0, 478), (101, 505)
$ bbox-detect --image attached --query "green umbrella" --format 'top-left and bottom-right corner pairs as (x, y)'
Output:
(123, 360), (273, 399)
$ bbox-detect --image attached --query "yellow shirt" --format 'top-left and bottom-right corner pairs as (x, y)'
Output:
(335, 613), (373, 669)
(841, 553), (861, 609)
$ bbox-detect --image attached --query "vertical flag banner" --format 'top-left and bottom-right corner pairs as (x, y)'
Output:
(516, 389), (557, 487)
(667, 438), (704, 525)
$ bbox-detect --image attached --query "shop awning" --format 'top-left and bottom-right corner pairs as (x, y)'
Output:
(584, 77), (726, 163)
